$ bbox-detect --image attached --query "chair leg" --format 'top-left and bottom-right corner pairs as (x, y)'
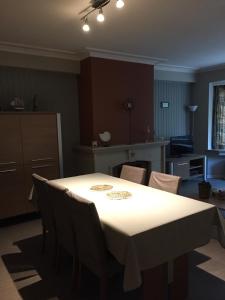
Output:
(71, 255), (79, 290)
(55, 243), (61, 273)
(42, 225), (46, 254)
(52, 234), (57, 267)
(99, 276), (108, 300)
(72, 263), (82, 298)
(77, 263), (82, 290)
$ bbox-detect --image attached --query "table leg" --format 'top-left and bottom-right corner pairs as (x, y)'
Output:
(168, 254), (188, 300)
(142, 263), (168, 300)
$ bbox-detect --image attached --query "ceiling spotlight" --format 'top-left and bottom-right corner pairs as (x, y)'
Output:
(97, 8), (105, 22)
(116, 0), (124, 9)
(82, 19), (90, 32)
(80, 0), (126, 33)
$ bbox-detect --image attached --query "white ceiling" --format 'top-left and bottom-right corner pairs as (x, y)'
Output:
(1, 0), (225, 70)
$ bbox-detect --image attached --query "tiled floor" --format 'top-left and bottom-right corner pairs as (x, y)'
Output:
(196, 240), (225, 282)
(1, 219), (225, 300)
(0, 219), (42, 300)
(0, 178), (225, 300)
(181, 178), (225, 287)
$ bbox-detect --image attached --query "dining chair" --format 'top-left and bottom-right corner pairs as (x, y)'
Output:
(65, 190), (122, 300)
(32, 173), (56, 254)
(47, 181), (78, 286)
(120, 164), (146, 184)
(148, 171), (182, 194)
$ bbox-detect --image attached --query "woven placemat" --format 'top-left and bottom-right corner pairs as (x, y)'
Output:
(90, 184), (113, 191)
(106, 191), (132, 200)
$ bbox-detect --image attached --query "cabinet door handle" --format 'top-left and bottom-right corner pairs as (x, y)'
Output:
(0, 161), (16, 165)
(177, 163), (188, 166)
(31, 157), (54, 162)
(0, 169), (17, 173)
(32, 164), (54, 169)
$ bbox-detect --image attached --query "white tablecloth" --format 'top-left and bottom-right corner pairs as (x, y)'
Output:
(52, 173), (224, 291)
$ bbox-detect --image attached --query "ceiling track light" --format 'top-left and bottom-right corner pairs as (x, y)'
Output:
(97, 8), (105, 22)
(116, 0), (124, 9)
(82, 18), (90, 32)
(79, 0), (125, 32)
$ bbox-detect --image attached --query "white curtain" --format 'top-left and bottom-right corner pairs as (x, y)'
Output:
(213, 85), (225, 149)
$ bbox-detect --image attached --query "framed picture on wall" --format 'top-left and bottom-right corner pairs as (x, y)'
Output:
(160, 101), (169, 109)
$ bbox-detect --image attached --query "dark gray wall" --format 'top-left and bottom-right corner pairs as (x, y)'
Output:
(0, 65), (194, 177)
(154, 80), (192, 139)
(194, 68), (225, 178)
(0, 66), (79, 177)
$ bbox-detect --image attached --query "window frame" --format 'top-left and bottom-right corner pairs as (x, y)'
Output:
(208, 80), (225, 150)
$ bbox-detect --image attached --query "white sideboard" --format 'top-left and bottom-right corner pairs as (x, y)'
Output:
(73, 141), (169, 175)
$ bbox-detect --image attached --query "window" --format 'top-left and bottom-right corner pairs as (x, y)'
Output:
(212, 85), (225, 149)
(208, 80), (225, 150)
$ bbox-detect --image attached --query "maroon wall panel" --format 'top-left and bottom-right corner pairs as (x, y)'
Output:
(79, 58), (93, 145)
(79, 57), (154, 146)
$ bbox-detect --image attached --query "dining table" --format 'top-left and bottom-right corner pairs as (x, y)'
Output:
(51, 172), (225, 299)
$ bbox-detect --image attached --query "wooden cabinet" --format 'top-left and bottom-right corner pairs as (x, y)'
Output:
(21, 114), (59, 164)
(24, 163), (59, 201)
(0, 113), (62, 220)
(0, 165), (26, 219)
(0, 115), (25, 219)
(21, 114), (60, 203)
(0, 115), (23, 164)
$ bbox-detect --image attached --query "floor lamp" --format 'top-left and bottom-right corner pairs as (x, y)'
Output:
(188, 105), (198, 136)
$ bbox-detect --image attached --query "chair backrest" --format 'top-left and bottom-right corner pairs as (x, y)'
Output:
(47, 181), (74, 255)
(65, 190), (108, 276)
(120, 165), (146, 184)
(148, 171), (181, 194)
(32, 173), (54, 230)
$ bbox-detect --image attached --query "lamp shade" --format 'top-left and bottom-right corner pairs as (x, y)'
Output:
(99, 131), (111, 142)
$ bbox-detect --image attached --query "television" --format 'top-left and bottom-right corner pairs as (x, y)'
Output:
(170, 135), (194, 157)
